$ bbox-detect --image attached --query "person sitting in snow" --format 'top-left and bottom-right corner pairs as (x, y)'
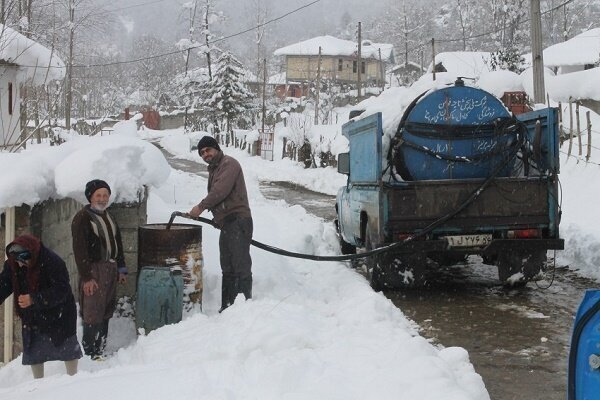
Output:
(0, 234), (82, 378)
(71, 179), (127, 360)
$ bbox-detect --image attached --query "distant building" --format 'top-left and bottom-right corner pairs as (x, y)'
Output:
(426, 52), (492, 79)
(389, 62), (425, 87)
(541, 28), (600, 74)
(0, 23), (65, 149)
(273, 35), (394, 92)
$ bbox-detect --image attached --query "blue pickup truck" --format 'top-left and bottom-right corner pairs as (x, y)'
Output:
(335, 80), (564, 289)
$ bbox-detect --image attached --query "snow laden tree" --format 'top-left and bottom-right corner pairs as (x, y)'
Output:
(203, 51), (254, 147)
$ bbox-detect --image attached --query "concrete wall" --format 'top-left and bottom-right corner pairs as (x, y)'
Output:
(1, 191), (147, 358)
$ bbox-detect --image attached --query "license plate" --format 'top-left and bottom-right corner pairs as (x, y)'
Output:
(444, 234), (492, 248)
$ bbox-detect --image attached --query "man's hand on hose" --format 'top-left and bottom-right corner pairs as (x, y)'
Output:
(83, 279), (98, 296)
(189, 205), (204, 218)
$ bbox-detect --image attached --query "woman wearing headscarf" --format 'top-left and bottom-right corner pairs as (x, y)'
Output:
(0, 234), (82, 378)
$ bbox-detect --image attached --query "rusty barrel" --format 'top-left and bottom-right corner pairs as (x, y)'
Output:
(138, 223), (203, 305)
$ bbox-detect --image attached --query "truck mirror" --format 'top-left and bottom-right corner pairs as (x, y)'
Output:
(338, 153), (350, 175)
(349, 110), (365, 119)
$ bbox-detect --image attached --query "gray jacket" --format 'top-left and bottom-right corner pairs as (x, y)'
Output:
(199, 151), (251, 227)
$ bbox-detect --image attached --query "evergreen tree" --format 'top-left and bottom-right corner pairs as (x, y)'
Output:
(203, 51), (255, 146)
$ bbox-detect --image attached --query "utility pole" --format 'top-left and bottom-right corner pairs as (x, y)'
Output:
(378, 48), (384, 91)
(530, 0), (546, 104)
(183, 0), (198, 133)
(4, 207), (15, 363)
(404, 10), (408, 66)
(357, 21), (362, 99)
(315, 46), (322, 125)
(431, 38), (436, 81)
(261, 58), (266, 136)
(65, 0), (74, 131)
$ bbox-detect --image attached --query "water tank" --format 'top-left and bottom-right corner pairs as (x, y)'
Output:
(394, 82), (518, 180)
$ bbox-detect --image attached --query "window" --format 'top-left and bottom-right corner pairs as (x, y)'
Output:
(361, 61), (366, 74)
(338, 59), (343, 71)
(8, 82), (13, 115)
(352, 61), (357, 73)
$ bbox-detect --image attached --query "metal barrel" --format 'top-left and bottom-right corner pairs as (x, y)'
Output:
(138, 223), (203, 306)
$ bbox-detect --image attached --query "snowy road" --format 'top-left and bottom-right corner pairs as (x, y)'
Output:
(159, 146), (589, 400)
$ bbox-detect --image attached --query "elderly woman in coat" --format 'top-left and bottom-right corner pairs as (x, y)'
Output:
(0, 234), (82, 379)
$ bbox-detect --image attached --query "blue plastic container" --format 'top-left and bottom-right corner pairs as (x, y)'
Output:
(136, 265), (184, 333)
(396, 84), (516, 180)
(568, 289), (600, 400)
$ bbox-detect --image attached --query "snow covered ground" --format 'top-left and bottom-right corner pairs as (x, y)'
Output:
(1, 71), (600, 397)
(0, 127), (488, 398)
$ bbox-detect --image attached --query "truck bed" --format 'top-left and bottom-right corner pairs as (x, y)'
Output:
(386, 177), (553, 234)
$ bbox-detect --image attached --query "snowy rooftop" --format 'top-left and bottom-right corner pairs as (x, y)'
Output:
(274, 35), (394, 62)
(543, 28), (600, 67)
(426, 51), (492, 79)
(0, 23), (65, 84)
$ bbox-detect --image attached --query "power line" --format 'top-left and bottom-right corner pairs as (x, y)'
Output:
(40, 0), (321, 69)
(437, 0), (577, 44)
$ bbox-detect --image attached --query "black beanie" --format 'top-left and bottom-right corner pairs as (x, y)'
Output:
(197, 136), (221, 154)
(85, 179), (111, 202)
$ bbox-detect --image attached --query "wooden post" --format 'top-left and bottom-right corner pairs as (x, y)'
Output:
(431, 38), (436, 81)
(357, 22), (362, 99)
(586, 111), (592, 162)
(558, 102), (563, 144)
(262, 58), (266, 138)
(378, 48), (385, 91)
(4, 207), (15, 364)
(568, 98), (573, 157)
(530, 0), (546, 104)
(576, 102), (582, 156)
(315, 46), (321, 125)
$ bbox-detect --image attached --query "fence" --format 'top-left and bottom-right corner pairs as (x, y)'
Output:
(559, 99), (594, 163)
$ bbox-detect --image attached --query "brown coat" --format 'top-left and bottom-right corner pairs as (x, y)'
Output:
(199, 151), (251, 227)
(71, 205), (127, 281)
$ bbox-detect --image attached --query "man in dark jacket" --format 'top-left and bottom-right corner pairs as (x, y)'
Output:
(189, 136), (253, 312)
(71, 179), (127, 360)
(0, 234), (82, 378)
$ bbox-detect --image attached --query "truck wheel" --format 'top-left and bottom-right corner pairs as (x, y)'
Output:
(497, 250), (547, 286)
(335, 219), (356, 255)
(340, 238), (356, 255)
(388, 253), (427, 287)
(365, 234), (384, 291)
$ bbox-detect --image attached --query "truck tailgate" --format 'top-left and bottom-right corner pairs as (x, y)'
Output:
(387, 177), (552, 232)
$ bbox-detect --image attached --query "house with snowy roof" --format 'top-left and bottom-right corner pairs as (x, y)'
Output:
(426, 51), (492, 79)
(542, 28), (600, 74)
(0, 24), (65, 149)
(273, 35), (394, 92)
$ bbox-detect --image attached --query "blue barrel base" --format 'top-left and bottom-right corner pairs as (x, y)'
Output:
(135, 265), (184, 334)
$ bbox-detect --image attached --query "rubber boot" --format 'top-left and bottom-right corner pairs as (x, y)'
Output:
(94, 320), (109, 358)
(219, 275), (236, 313)
(239, 276), (252, 300)
(82, 323), (101, 358)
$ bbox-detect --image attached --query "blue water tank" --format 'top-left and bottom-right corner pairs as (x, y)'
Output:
(568, 289), (600, 400)
(395, 83), (517, 180)
(136, 265), (184, 333)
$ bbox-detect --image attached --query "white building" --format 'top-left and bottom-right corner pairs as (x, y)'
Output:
(0, 24), (65, 149)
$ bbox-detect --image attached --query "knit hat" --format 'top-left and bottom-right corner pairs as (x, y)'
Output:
(85, 179), (111, 202)
(197, 136), (221, 154)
